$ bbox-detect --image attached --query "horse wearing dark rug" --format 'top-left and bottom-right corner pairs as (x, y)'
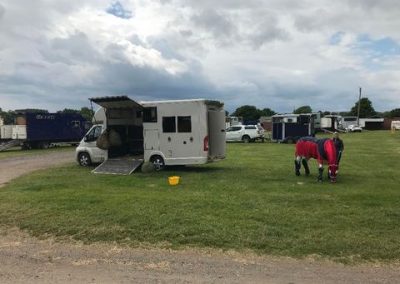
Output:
(294, 136), (344, 183)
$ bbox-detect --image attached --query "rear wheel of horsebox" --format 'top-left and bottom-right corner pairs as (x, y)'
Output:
(150, 155), (165, 171)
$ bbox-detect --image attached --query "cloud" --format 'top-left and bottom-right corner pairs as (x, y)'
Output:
(0, 0), (399, 114)
(0, 3), (5, 19)
(191, 9), (237, 44)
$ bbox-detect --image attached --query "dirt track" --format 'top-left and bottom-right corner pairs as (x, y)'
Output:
(0, 150), (75, 187)
(0, 150), (400, 283)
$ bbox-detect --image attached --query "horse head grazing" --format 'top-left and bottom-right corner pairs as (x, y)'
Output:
(324, 137), (344, 183)
(328, 164), (338, 183)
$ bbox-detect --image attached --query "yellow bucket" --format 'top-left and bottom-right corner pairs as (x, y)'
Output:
(168, 176), (180, 186)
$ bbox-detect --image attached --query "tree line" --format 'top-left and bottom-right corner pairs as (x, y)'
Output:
(231, 98), (400, 121)
(2, 97), (400, 124)
(0, 107), (94, 124)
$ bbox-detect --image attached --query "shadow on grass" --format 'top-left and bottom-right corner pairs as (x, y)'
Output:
(162, 165), (226, 173)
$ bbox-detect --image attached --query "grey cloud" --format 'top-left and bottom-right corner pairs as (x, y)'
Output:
(349, 0), (400, 10)
(148, 38), (185, 61)
(45, 32), (99, 64)
(185, 7), (289, 48)
(97, 59), (216, 100)
(191, 9), (237, 43)
(179, 30), (193, 38)
(246, 15), (289, 48)
(166, 0), (263, 10)
(0, 3), (5, 19)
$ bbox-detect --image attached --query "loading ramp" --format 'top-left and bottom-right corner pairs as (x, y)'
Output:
(0, 140), (22, 152)
(92, 158), (144, 175)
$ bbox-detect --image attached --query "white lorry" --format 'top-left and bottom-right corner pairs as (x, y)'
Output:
(76, 96), (226, 174)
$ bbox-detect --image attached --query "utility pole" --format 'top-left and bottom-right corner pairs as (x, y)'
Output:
(357, 87), (361, 126)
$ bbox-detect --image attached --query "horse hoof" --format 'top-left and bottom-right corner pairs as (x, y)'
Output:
(305, 171), (310, 176)
(295, 170), (300, 176)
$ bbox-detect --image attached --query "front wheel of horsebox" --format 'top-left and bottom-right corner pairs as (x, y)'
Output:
(78, 152), (92, 167)
(150, 155), (165, 171)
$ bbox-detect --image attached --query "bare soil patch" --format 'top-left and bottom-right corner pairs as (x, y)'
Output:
(0, 150), (75, 187)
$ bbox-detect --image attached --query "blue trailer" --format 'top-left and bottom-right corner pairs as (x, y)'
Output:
(272, 113), (314, 143)
(0, 113), (89, 150)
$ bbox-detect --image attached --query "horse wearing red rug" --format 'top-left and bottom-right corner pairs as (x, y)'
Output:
(294, 135), (344, 183)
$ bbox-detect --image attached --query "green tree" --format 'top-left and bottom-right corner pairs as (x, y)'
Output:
(232, 105), (260, 121)
(16, 109), (49, 113)
(260, 107), (276, 117)
(57, 107), (94, 121)
(0, 110), (16, 124)
(349, 97), (376, 118)
(58, 108), (80, 114)
(294, 105), (312, 114)
(79, 107), (94, 121)
(387, 108), (400, 118)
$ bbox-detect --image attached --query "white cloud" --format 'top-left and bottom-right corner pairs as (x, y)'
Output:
(0, 0), (399, 113)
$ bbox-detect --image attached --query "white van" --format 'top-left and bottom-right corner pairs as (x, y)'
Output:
(76, 123), (107, 166)
(76, 96), (226, 174)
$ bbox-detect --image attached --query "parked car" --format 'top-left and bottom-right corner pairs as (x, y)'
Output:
(226, 125), (264, 143)
(346, 124), (362, 132)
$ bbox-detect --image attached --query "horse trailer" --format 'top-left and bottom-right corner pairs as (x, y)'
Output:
(77, 96), (226, 174)
(271, 113), (314, 143)
(1, 112), (88, 151)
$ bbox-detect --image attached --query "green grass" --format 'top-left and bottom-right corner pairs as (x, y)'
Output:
(0, 145), (74, 160)
(0, 131), (399, 263)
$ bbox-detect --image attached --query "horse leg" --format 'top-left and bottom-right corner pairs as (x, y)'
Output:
(295, 156), (301, 176)
(318, 164), (324, 182)
(302, 159), (310, 176)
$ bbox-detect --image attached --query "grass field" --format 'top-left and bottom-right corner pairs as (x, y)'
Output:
(0, 131), (399, 263)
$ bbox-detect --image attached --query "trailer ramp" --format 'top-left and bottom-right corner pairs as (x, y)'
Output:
(0, 140), (22, 152)
(92, 158), (143, 175)
(321, 128), (346, 134)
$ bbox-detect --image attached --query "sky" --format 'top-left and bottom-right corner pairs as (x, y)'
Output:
(0, 0), (400, 114)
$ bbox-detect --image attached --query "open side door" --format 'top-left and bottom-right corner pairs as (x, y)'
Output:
(208, 109), (226, 160)
(89, 96), (144, 175)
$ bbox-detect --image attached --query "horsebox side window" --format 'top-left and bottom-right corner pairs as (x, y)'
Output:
(162, 116), (176, 133)
(245, 126), (256, 129)
(143, 107), (157, 122)
(178, 116), (192, 133)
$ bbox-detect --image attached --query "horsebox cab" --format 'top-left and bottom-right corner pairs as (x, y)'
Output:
(76, 96), (226, 174)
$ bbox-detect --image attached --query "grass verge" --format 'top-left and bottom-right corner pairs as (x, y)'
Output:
(0, 131), (399, 263)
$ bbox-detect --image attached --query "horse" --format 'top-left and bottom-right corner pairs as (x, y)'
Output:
(294, 135), (344, 183)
